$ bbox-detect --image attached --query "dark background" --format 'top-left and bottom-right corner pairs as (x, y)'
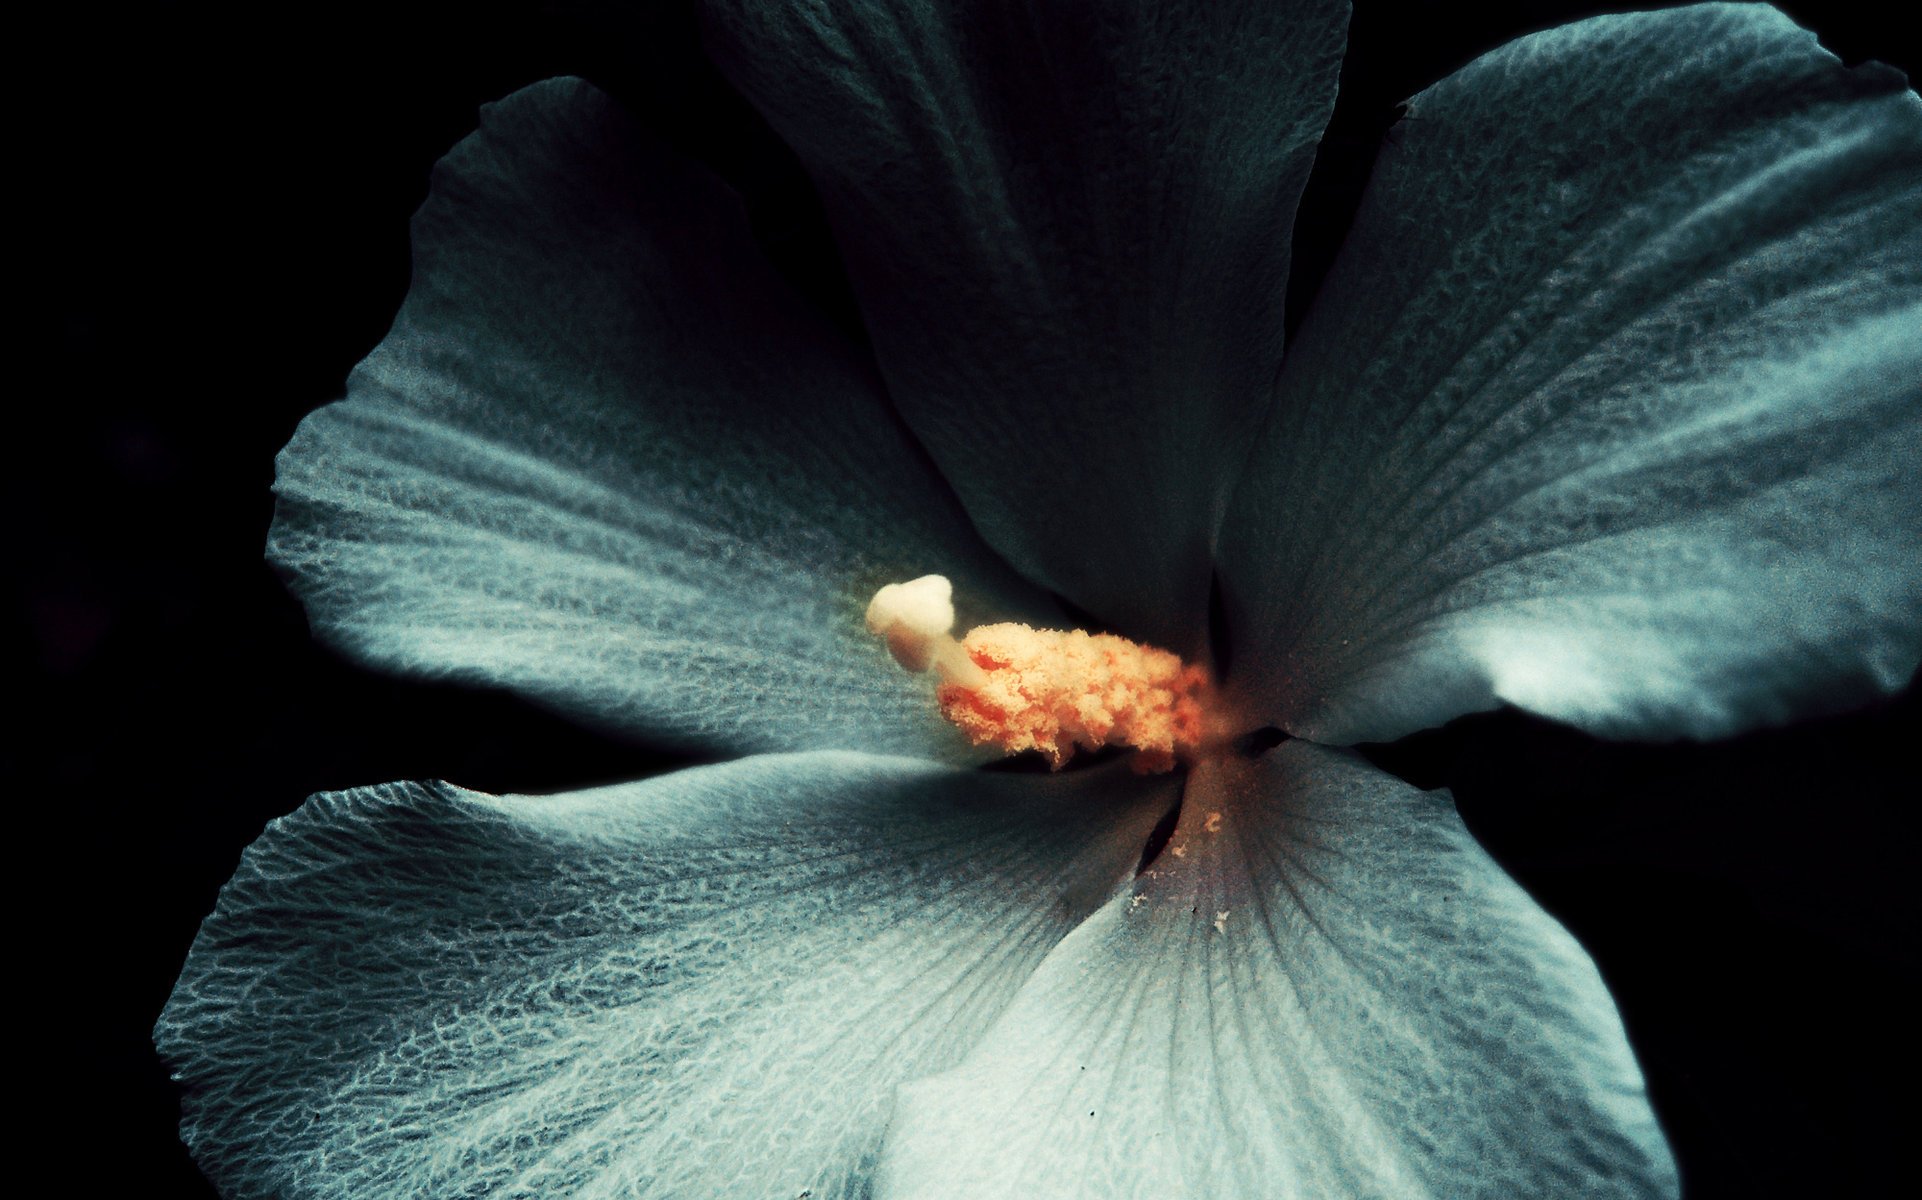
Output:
(39, 2), (1916, 1196)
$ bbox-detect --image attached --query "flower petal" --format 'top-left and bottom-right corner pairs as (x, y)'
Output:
(271, 77), (1056, 757)
(701, 0), (1351, 651)
(1219, 5), (1922, 743)
(876, 742), (1676, 1199)
(157, 751), (1174, 1199)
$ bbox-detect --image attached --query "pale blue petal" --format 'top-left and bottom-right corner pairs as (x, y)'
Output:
(270, 77), (1056, 758)
(1219, 4), (1922, 743)
(877, 743), (1676, 1199)
(156, 752), (1174, 1200)
(701, 0), (1351, 652)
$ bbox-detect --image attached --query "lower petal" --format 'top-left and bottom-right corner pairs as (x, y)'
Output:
(876, 742), (1675, 1199)
(156, 752), (1173, 1199)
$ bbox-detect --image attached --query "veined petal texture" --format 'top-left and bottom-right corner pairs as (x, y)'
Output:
(876, 743), (1676, 1199)
(702, 0), (1351, 653)
(270, 77), (1055, 758)
(1221, 3), (1922, 743)
(156, 751), (1174, 1199)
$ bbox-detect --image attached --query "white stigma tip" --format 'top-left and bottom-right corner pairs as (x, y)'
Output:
(866, 575), (959, 674)
(866, 575), (956, 639)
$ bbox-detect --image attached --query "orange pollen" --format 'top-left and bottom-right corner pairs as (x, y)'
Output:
(864, 575), (1210, 774)
(937, 623), (1209, 773)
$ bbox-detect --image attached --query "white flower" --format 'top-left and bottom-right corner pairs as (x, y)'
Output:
(160, 3), (1919, 1197)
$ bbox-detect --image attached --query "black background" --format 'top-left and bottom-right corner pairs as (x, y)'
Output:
(40, 2), (1917, 1196)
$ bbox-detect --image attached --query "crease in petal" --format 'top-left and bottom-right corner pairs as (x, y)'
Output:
(701, 0), (1351, 652)
(875, 742), (1677, 1200)
(270, 77), (1059, 759)
(156, 751), (1176, 1200)
(1218, 3), (1922, 743)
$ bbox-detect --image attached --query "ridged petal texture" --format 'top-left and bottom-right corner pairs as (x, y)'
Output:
(701, 0), (1351, 653)
(156, 752), (1174, 1199)
(1219, 3), (1922, 743)
(877, 742), (1677, 1199)
(269, 77), (1056, 758)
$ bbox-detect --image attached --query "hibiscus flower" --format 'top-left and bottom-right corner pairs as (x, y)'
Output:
(157, 2), (1919, 1197)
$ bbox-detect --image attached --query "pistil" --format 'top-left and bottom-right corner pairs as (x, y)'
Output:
(867, 576), (1211, 773)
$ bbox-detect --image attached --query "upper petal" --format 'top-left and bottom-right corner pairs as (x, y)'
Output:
(1218, 4), (1922, 743)
(876, 742), (1676, 1199)
(270, 77), (1056, 758)
(701, 0), (1351, 652)
(156, 752), (1174, 1199)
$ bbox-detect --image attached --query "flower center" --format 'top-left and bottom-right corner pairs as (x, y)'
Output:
(866, 575), (1212, 773)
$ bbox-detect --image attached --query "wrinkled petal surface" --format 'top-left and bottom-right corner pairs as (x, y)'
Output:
(157, 751), (1174, 1199)
(270, 77), (1055, 757)
(703, 0), (1350, 652)
(1220, 4), (1922, 743)
(877, 742), (1676, 1199)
